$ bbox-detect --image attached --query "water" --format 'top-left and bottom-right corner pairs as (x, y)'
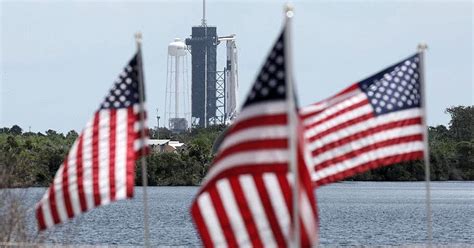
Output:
(5, 182), (474, 246)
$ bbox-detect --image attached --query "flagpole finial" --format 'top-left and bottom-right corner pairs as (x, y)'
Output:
(135, 32), (143, 44)
(285, 3), (294, 18)
(417, 43), (428, 52)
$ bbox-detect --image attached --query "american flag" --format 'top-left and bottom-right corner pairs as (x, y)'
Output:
(191, 29), (318, 247)
(300, 54), (424, 186)
(35, 53), (148, 230)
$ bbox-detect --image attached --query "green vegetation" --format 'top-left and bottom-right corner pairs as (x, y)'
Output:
(0, 106), (472, 187)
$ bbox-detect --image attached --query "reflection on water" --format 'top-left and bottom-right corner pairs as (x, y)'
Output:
(7, 181), (474, 246)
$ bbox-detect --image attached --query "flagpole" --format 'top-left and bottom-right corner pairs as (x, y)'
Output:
(284, 4), (300, 248)
(135, 32), (151, 248)
(417, 43), (433, 246)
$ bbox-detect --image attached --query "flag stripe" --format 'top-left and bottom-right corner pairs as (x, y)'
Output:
(109, 109), (117, 201)
(62, 156), (74, 218)
(239, 175), (277, 247)
(313, 141), (424, 181)
(253, 174), (286, 246)
(214, 139), (287, 165)
(126, 107), (135, 198)
(310, 117), (422, 156)
(307, 109), (423, 150)
(314, 151), (424, 186)
(229, 177), (263, 248)
(218, 125), (288, 153)
(92, 112), (101, 206)
(208, 186), (239, 247)
(262, 173), (290, 243)
(76, 135), (87, 212)
(191, 203), (214, 247)
(198, 193), (228, 247)
(82, 119), (94, 210)
(216, 179), (251, 247)
(98, 110), (110, 205)
(312, 123), (423, 163)
(229, 114), (287, 135)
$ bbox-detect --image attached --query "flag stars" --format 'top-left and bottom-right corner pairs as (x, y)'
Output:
(243, 33), (286, 107)
(360, 55), (421, 116)
(100, 55), (140, 110)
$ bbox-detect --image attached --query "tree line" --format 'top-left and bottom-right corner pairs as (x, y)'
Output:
(0, 106), (472, 187)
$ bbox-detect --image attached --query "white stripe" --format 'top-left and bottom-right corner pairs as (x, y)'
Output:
(303, 93), (366, 126)
(66, 141), (81, 216)
(218, 125), (288, 153)
(262, 173), (290, 243)
(98, 110), (110, 205)
(39, 188), (53, 229)
(304, 103), (373, 140)
(239, 175), (277, 247)
(203, 149), (288, 185)
(82, 118), (94, 210)
(307, 108), (423, 151)
(299, 88), (360, 116)
(115, 109), (128, 199)
(134, 136), (147, 151)
(133, 103), (146, 114)
(312, 124), (424, 166)
(53, 166), (68, 223)
(198, 192), (228, 248)
(300, 190), (317, 244)
(216, 179), (251, 247)
(313, 141), (424, 181)
(236, 101), (286, 122)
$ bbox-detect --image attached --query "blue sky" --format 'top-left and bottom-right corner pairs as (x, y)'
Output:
(1, 0), (472, 133)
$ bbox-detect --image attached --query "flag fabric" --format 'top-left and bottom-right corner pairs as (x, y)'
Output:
(191, 29), (318, 247)
(300, 54), (424, 186)
(35, 53), (148, 230)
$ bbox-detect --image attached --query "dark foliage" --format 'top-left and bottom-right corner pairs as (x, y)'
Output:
(0, 106), (472, 187)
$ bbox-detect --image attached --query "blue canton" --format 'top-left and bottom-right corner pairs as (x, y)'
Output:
(359, 54), (421, 116)
(243, 31), (286, 107)
(100, 54), (141, 109)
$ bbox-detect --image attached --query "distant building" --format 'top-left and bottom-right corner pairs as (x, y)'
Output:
(147, 139), (185, 153)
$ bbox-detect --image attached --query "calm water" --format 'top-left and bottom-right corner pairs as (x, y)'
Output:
(7, 182), (474, 246)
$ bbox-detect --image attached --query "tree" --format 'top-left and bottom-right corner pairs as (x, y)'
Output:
(9, 125), (22, 136)
(446, 106), (473, 142)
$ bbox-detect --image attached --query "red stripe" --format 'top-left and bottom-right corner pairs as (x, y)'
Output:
(311, 117), (423, 156)
(315, 151), (424, 187)
(304, 98), (369, 131)
(300, 84), (360, 120)
(229, 176), (263, 248)
(228, 114), (287, 136)
(316, 134), (424, 170)
(92, 112), (101, 206)
(208, 185), (238, 247)
(36, 205), (46, 231)
(47, 185), (60, 224)
(126, 107), (136, 198)
(253, 174), (286, 247)
(335, 83), (360, 97)
(109, 109), (117, 201)
(76, 135), (87, 212)
(276, 174), (292, 219)
(307, 112), (374, 144)
(213, 139), (288, 166)
(199, 163), (288, 194)
(61, 156), (74, 218)
(191, 202), (213, 247)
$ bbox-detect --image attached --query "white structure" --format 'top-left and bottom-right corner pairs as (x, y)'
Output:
(218, 34), (239, 123)
(165, 38), (191, 132)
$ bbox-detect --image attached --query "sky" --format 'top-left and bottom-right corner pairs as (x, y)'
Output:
(1, 0), (472, 133)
